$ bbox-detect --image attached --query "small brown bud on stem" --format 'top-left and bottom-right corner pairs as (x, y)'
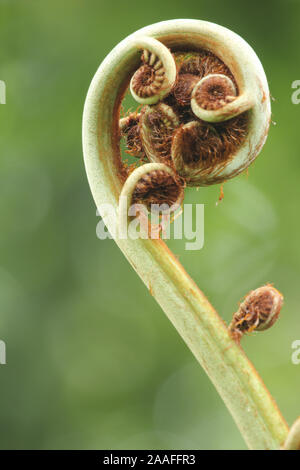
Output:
(229, 285), (283, 343)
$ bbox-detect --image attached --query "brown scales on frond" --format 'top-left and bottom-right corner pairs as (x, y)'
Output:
(199, 53), (235, 81)
(176, 50), (234, 83)
(173, 74), (199, 106)
(163, 93), (195, 124)
(132, 170), (183, 210)
(217, 112), (248, 154)
(177, 113), (248, 170)
(120, 114), (146, 160)
(176, 123), (221, 166)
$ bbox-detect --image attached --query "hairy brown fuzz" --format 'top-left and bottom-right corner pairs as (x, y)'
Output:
(140, 103), (179, 163)
(173, 73), (199, 106)
(131, 170), (183, 210)
(172, 113), (248, 174)
(120, 113), (146, 159)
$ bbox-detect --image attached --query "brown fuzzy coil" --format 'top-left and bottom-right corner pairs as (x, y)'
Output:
(131, 50), (165, 99)
(131, 169), (183, 210)
(194, 75), (236, 111)
(140, 104), (179, 163)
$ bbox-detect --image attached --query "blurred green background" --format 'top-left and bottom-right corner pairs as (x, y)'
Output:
(0, 0), (299, 450)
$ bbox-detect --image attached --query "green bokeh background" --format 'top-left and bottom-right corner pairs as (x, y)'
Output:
(0, 0), (299, 450)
